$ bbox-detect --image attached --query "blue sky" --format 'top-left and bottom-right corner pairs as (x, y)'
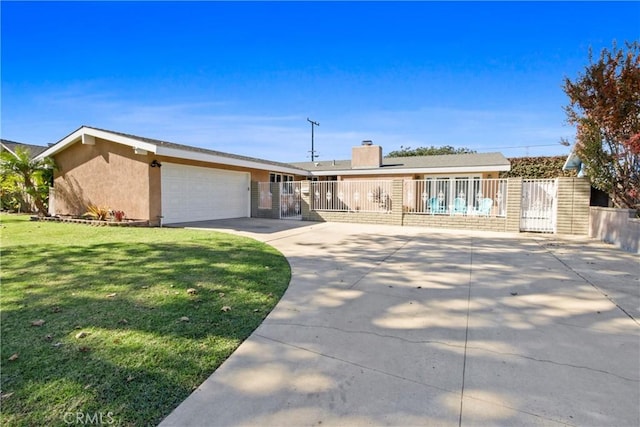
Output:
(2, 1), (639, 162)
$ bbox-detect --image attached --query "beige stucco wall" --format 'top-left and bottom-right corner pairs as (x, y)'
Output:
(52, 138), (154, 220)
(51, 138), (307, 224)
(152, 156), (307, 182)
(352, 145), (383, 168)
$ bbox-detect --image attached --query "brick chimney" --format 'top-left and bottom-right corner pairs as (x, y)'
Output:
(352, 140), (382, 169)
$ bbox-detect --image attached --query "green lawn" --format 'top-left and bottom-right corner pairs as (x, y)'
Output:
(0, 214), (291, 426)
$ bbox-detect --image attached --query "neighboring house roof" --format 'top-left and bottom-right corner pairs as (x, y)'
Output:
(1, 139), (48, 158)
(562, 151), (585, 177)
(35, 126), (308, 175)
(291, 152), (511, 176)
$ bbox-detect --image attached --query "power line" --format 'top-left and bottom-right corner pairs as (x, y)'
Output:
(481, 142), (571, 156)
(481, 143), (565, 150)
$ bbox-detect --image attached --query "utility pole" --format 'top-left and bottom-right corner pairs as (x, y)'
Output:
(307, 117), (319, 161)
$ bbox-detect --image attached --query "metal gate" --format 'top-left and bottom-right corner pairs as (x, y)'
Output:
(280, 182), (302, 219)
(520, 179), (557, 233)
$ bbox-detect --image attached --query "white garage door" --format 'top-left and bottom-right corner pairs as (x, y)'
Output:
(161, 163), (250, 224)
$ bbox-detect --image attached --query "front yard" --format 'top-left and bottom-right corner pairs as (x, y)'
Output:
(0, 214), (291, 426)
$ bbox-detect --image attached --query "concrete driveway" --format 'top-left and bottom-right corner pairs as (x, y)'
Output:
(160, 219), (639, 427)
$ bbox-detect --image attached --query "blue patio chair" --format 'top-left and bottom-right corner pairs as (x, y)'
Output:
(452, 197), (467, 214)
(472, 198), (493, 216)
(428, 197), (446, 215)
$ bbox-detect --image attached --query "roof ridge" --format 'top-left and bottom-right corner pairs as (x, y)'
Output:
(385, 152), (505, 160)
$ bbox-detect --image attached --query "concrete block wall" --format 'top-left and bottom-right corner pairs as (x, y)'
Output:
(261, 178), (592, 236)
(556, 177), (590, 235)
(590, 207), (640, 254)
(391, 180), (403, 226)
(505, 178), (523, 233)
(305, 210), (394, 225)
(402, 214), (508, 232)
(269, 183), (281, 219)
(300, 181), (311, 220)
(250, 181), (260, 217)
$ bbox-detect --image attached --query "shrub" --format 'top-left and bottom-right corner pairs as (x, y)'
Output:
(84, 205), (110, 221)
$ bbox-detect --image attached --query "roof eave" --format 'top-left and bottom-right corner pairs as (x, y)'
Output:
(156, 146), (309, 175)
(0, 142), (17, 157)
(563, 151), (586, 178)
(35, 126), (158, 160)
(308, 164), (511, 176)
(37, 126), (309, 175)
(562, 151), (582, 170)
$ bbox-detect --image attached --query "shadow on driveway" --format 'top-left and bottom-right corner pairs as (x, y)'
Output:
(161, 219), (639, 427)
(166, 218), (317, 236)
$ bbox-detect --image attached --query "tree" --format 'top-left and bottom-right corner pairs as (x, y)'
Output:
(0, 147), (55, 215)
(387, 145), (476, 157)
(563, 41), (640, 209)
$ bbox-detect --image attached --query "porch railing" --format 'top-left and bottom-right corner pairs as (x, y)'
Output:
(403, 178), (508, 217)
(311, 180), (393, 213)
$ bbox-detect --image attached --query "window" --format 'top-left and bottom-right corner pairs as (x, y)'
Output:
(270, 173), (294, 183)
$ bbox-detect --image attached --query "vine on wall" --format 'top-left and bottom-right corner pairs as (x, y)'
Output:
(500, 156), (577, 179)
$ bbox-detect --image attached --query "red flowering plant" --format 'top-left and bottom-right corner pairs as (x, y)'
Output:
(111, 210), (126, 222)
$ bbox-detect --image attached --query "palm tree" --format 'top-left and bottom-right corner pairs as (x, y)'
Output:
(0, 147), (55, 215)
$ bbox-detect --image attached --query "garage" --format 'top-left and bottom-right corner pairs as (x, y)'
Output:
(161, 163), (250, 224)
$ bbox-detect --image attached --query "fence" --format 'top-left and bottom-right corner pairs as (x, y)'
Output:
(403, 178), (507, 217)
(311, 180), (393, 213)
(251, 177), (591, 235)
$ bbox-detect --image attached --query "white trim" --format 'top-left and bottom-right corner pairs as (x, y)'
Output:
(85, 128), (158, 153)
(0, 142), (17, 157)
(36, 127), (158, 160)
(36, 129), (83, 159)
(36, 126), (306, 175)
(309, 165), (510, 177)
